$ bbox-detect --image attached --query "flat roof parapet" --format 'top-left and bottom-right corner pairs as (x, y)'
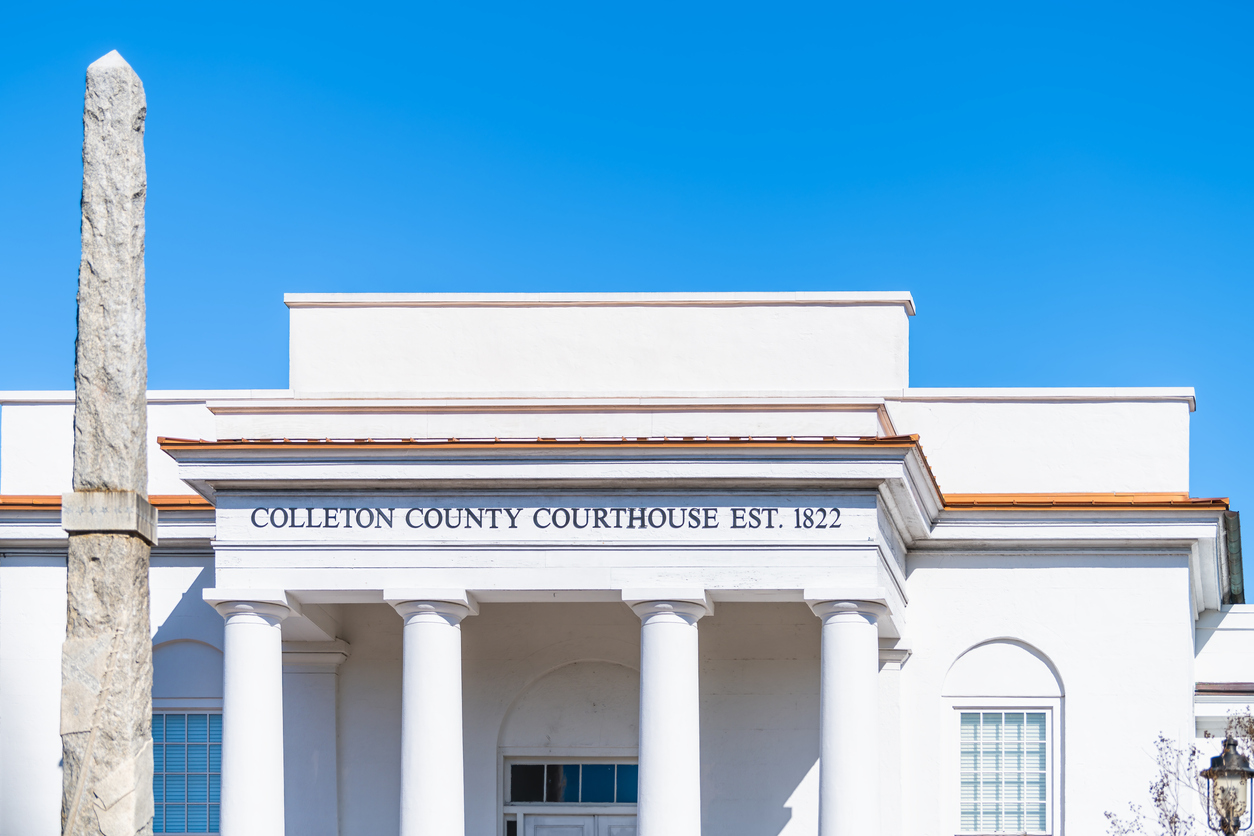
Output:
(283, 291), (917, 314)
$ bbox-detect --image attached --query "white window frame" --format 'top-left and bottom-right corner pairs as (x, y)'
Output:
(943, 697), (1061, 836)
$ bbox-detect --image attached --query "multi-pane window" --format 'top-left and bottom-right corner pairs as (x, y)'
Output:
(960, 711), (1048, 834)
(508, 763), (638, 804)
(153, 712), (221, 834)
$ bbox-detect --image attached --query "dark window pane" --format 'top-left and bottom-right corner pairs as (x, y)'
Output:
(208, 804), (219, 833)
(153, 714), (164, 743)
(166, 715), (186, 743)
(208, 744), (221, 773)
(581, 765), (614, 802)
(154, 804), (164, 833)
(545, 765), (562, 802)
(510, 765), (544, 802)
(544, 764), (581, 802)
(167, 775), (187, 803)
(505, 820), (517, 836)
(154, 745), (164, 774)
(616, 764), (639, 804)
(560, 764), (580, 802)
(166, 745), (186, 773)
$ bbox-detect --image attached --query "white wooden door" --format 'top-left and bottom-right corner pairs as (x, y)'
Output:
(596, 815), (637, 836)
(521, 814), (635, 836)
(525, 815), (594, 836)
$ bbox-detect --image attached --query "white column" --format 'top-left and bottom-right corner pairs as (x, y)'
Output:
(630, 598), (710, 836)
(213, 599), (292, 836)
(392, 599), (472, 836)
(810, 600), (885, 836)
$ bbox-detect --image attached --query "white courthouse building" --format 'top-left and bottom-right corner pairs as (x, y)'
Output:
(1, 291), (1251, 836)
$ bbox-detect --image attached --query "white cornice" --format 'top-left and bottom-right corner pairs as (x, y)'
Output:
(0, 509), (215, 544)
(893, 387), (1196, 411)
(283, 291), (917, 315)
(163, 443), (943, 530)
(0, 386), (1195, 409)
(0, 389), (290, 405)
(206, 395), (891, 413)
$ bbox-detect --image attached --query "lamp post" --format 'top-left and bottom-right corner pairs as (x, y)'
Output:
(1202, 737), (1254, 835)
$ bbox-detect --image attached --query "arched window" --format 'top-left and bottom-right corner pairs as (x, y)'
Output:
(499, 661), (640, 836)
(152, 640), (224, 834)
(942, 640), (1064, 836)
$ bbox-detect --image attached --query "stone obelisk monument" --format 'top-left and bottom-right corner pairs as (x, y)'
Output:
(59, 50), (157, 836)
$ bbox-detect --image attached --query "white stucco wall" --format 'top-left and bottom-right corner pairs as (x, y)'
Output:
(888, 396), (1193, 493)
(902, 550), (1196, 834)
(286, 294), (913, 398)
(0, 554), (66, 836)
(698, 603), (821, 836)
(1195, 605), (1254, 683)
(211, 405), (888, 445)
(283, 664), (340, 836)
(0, 552), (224, 835)
(335, 603), (403, 836)
(0, 398), (219, 496)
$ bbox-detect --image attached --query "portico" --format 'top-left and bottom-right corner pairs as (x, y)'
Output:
(174, 433), (923, 836)
(202, 589), (895, 836)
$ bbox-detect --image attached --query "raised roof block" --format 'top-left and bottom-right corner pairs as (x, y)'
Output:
(285, 292), (915, 397)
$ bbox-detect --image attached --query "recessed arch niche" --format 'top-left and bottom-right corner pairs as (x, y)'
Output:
(500, 661), (640, 753)
(942, 640), (1064, 698)
(153, 639), (224, 700)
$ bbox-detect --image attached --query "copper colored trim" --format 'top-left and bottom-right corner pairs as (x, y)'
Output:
(0, 494), (213, 511)
(1196, 682), (1254, 695)
(944, 492), (1229, 510)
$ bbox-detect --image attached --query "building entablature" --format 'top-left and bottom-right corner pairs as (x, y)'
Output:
(142, 435), (1237, 629)
(159, 435), (931, 636)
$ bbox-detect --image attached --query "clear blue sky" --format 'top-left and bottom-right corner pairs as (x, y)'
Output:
(1, 3), (1252, 514)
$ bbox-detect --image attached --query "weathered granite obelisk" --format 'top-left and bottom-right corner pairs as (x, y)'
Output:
(59, 50), (157, 836)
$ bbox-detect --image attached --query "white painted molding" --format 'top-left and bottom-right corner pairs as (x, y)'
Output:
(281, 640), (350, 673)
(894, 386), (1196, 410)
(621, 589), (713, 617)
(283, 291), (917, 314)
(808, 599), (890, 622)
(0, 389), (290, 405)
(878, 647), (912, 670)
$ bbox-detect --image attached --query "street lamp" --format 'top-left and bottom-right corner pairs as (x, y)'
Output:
(1202, 737), (1254, 835)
